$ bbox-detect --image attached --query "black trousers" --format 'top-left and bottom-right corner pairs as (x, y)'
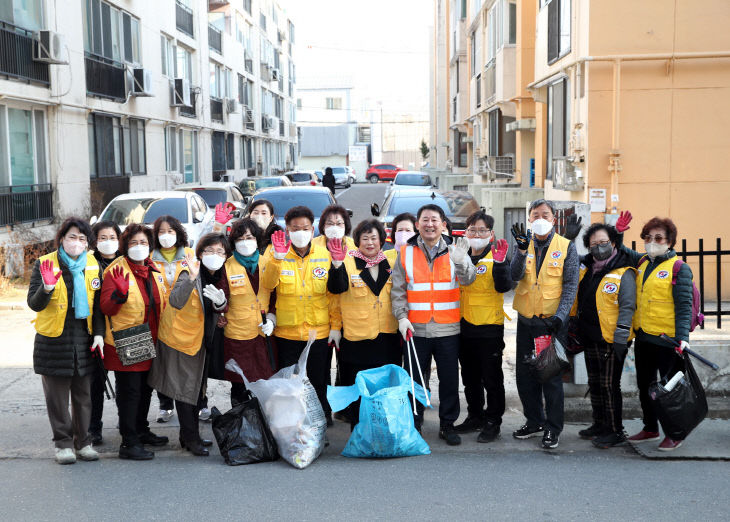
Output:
(157, 391), (174, 411)
(635, 338), (681, 434)
(176, 382), (205, 444)
(89, 362), (106, 434)
(515, 321), (564, 434)
(584, 339), (627, 433)
(114, 370), (153, 446)
(231, 382), (247, 408)
(403, 334), (460, 429)
(275, 337), (331, 415)
(458, 335), (505, 425)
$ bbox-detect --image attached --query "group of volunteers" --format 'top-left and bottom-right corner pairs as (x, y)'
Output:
(27, 193), (696, 465)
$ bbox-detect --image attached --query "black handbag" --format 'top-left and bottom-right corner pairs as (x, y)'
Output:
(111, 270), (158, 366)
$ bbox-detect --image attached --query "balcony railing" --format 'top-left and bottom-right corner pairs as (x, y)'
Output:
(210, 97), (224, 122)
(0, 21), (50, 86)
(85, 53), (126, 101)
(243, 106), (255, 130)
(0, 184), (53, 226)
(176, 1), (194, 37)
(180, 87), (197, 118)
(90, 177), (129, 217)
(208, 24), (222, 54)
(279, 120), (285, 136)
(484, 60), (496, 105)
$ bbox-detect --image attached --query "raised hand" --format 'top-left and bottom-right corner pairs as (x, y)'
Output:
(202, 283), (226, 307)
(564, 214), (583, 241)
(327, 237), (347, 262)
(214, 202), (233, 225)
(109, 266), (129, 296)
(511, 223), (531, 252)
(40, 259), (61, 291)
(184, 251), (200, 279)
(492, 238), (509, 263)
(615, 210), (632, 233)
(449, 237), (470, 264)
(271, 230), (291, 260)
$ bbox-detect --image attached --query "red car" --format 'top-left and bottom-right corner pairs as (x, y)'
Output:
(366, 163), (404, 183)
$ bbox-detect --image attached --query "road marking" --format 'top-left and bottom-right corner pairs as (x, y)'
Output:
(336, 187), (351, 198)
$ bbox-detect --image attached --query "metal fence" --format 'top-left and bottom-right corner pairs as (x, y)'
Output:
(85, 53), (126, 101)
(179, 87), (197, 118)
(631, 238), (729, 329)
(0, 184), (53, 226)
(0, 21), (49, 85)
(210, 97), (224, 122)
(208, 24), (222, 54)
(175, 1), (194, 37)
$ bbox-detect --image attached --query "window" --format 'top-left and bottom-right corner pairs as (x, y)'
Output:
(240, 136), (253, 169)
(122, 118), (146, 176)
(325, 97), (342, 110)
(357, 126), (371, 143)
(488, 109), (500, 156)
(476, 74), (481, 108)
(0, 106), (48, 187)
(455, 60), (460, 93)
(83, 0), (141, 64)
(226, 134), (235, 170)
(210, 62), (224, 98)
(235, 13), (250, 48)
(288, 21), (295, 44)
(165, 126), (198, 182)
(212, 131), (226, 171)
(508, 2), (517, 45)
(547, 78), (569, 180)
(243, 0), (252, 15)
(470, 32), (476, 74)
(547, 0), (571, 64)
(259, 11), (266, 29)
(296, 98), (302, 109)
(0, 0), (44, 31)
(237, 77), (252, 107)
(274, 96), (282, 119)
(454, 131), (467, 168)
(161, 35), (175, 77)
(176, 45), (193, 82)
(88, 113), (123, 178)
(460, 0), (466, 19)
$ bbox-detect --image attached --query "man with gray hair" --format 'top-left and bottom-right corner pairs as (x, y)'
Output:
(510, 199), (579, 449)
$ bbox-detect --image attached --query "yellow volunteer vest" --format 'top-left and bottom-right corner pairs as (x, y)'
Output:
(152, 247), (195, 295)
(223, 256), (265, 341)
(570, 264), (588, 317)
(338, 249), (398, 341)
(158, 284), (204, 356)
(103, 257), (166, 346)
(595, 267), (637, 343)
(460, 249), (506, 325)
(311, 234), (356, 251)
(634, 257), (677, 337)
(513, 233), (570, 318)
(34, 251), (100, 337)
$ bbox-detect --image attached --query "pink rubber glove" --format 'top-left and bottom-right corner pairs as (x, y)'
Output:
(214, 202), (233, 225)
(40, 259), (61, 287)
(327, 238), (347, 262)
(615, 210), (632, 233)
(109, 266), (129, 296)
(271, 230), (291, 260)
(492, 238), (509, 263)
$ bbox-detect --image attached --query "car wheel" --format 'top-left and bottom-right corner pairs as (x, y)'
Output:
(368, 175), (379, 183)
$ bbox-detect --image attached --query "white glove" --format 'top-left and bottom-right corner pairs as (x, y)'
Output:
(448, 237), (470, 264)
(328, 329), (342, 350)
(44, 283), (56, 293)
(273, 250), (287, 260)
(398, 318), (414, 340)
(202, 284), (226, 307)
(677, 340), (690, 356)
(331, 259), (343, 268)
(259, 316), (275, 336)
(91, 335), (104, 359)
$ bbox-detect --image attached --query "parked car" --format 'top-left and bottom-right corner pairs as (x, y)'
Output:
(285, 171), (320, 186)
(238, 179), (257, 200)
(250, 175), (293, 191)
(330, 166), (355, 187)
(246, 186), (351, 236)
(313, 170), (324, 183)
(383, 171), (435, 200)
(174, 182), (248, 214)
(366, 163), (404, 183)
(92, 191), (215, 247)
(370, 188), (480, 240)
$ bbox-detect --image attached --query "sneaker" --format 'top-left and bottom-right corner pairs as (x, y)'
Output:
(439, 425), (462, 446)
(198, 407), (211, 422)
(592, 431), (626, 449)
(156, 409), (174, 423)
(454, 415), (484, 433)
(55, 448), (76, 465)
(542, 430), (560, 449)
(512, 423), (543, 439)
(139, 431), (169, 446)
(658, 437), (683, 451)
(627, 430), (661, 443)
(578, 423), (604, 440)
(477, 421), (500, 443)
(76, 445), (99, 461)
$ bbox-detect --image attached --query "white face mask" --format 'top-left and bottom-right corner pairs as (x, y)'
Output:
(468, 237), (491, 252)
(289, 230), (312, 249)
(645, 242), (669, 259)
(235, 239), (258, 257)
(530, 218), (554, 236)
(62, 240), (86, 257)
(251, 215), (270, 230)
(202, 254), (225, 271)
(128, 245), (150, 262)
(158, 233), (176, 249)
(394, 230), (415, 247)
(324, 226), (345, 239)
(96, 240), (118, 256)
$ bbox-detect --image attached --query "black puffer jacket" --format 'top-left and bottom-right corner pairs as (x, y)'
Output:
(27, 255), (105, 377)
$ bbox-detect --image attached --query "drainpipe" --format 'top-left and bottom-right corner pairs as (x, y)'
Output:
(609, 59), (622, 214)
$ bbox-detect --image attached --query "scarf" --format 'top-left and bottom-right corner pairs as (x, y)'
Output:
(57, 247), (89, 319)
(234, 250), (259, 274)
(352, 249), (386, 268)
(591, 248), (618, 274)
(126, 257), (150, 280)
(159, 247), (177, 263)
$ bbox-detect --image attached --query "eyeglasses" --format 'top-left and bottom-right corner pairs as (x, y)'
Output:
(325, 220), (345, 227)
(589, 240), (611, 248)
(66, 234), (88, 243)
(202, 249), (227, 256)
(642, 235), (666, 243)
(465, 228), (491, 238)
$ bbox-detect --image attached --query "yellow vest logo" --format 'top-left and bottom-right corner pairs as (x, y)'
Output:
(91, 278), (101, 289)
(602, 282), (618, 294)
(657, 270), (670, 279)
(312, 266), (327, 278)
(476, 264), (488, 275)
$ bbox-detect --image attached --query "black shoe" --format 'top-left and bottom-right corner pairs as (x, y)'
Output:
(139, 431), (169, 447)
(119, 444), (154, 460)
(453, 415), (484, 433)
(592, 431), (626, 449)
(415, 424), (422, 435)
(542, 430), (560, 449)
(90, 431), (103, 446)
(200, 439), (213, 447)
(324, 435), (330, 448)
(180, 438), (209, 457)
(477, 421), (500, 443)
(578, 423), (604, 440)
(439, 425), (462, 446)
(513, 424), (543, 439)
(326, 412), (334, 427)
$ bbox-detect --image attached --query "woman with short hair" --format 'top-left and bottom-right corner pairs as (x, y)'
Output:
(312, 204), (356, 251)
(383, 212), (417, 251)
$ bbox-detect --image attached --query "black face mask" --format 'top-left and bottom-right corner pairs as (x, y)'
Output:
(590, 243), (614, 261)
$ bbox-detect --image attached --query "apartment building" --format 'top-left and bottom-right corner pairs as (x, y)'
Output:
(0, 0), (297, 247)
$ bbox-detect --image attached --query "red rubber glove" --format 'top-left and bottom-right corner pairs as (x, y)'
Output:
(214, 202), (233, 225)
(615, 210), (632, 233)
(492, 238), (509, 263)
(39, 259), (61, 287)
(327, 238), (347, 262)
(271, 230), (291, 259)
(109, 266), (129, 296)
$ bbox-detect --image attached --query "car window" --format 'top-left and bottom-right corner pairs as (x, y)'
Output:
(255, 178), (282, 189)
(190, 188), (227, 207)
(332, 167), (346, 174)
(252, 191), (333, 217)
(230, 186), (244, 202)
(101, 198), (188, 225)
(383, 165), (394, 171)
(388, 193), (479, 218)
(288, 173), (312, 182)
(395, 174), (431, 186)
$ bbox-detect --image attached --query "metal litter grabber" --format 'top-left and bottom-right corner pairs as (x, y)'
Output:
(406, 332), (431, 409)
(660, 334), (720, 370)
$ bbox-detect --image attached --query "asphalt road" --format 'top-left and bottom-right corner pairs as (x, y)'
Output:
(333, 182), (387, 228)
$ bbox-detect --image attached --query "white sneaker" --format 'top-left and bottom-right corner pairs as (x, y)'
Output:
(157, 409), (174, 423)
(77, 445), (99, 461)
(55, 448), (76, 465)
(198, 407), (211, 421)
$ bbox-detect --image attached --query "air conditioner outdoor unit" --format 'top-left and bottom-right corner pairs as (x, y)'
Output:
(225, 98), (240, 114)
(245, 58), (253, 71)
(552, 157), (584, 191)
(130, 68), (154, 97)
(33, 30), (68, 64)
(271, 68), (280, 81)
(170, 78), (190, 107)
(262, 115), (273, 131)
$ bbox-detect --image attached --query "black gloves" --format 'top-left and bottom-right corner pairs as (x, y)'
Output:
(511, 223), (531, 251)
(563, 214), (583, 241)
(612, 343), (628, 359)
(545, 316), (563, 334)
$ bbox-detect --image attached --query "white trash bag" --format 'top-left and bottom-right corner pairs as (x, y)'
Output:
(226, 332), (326, 469)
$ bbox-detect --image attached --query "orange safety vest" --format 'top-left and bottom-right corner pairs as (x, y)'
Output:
(400, 244), (460, 324)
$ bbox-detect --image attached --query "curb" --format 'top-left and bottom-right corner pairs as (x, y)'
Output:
(0, 303), (27, 311)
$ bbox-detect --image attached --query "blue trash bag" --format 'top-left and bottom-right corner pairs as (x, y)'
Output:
(327, 364), (431, 458)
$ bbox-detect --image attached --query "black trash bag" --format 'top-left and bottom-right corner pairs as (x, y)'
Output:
(526, 336), (571, 383)
(210, 391), (279, 466)
(649, 352), (708, 441)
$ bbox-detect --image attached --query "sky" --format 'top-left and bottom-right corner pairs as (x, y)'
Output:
(281, 0), (432, 119)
